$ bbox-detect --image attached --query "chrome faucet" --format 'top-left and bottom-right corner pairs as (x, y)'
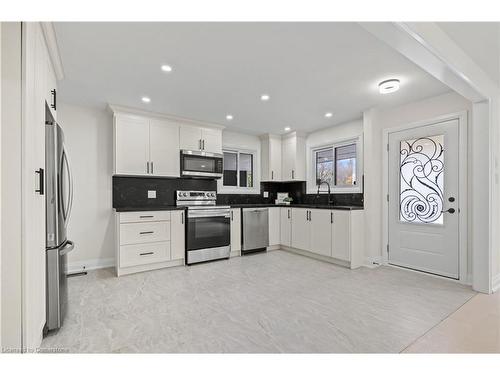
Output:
(316, 179), (333, 205)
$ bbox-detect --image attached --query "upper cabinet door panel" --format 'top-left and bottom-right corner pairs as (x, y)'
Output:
(269, 137), (282, 181)
(201, 128), (222, 154)
(149, 119), (180, 177)
(115, 116), (150, 175)
(179, 125), (202, 151)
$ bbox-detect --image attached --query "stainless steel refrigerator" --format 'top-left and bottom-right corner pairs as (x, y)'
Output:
(45, 112), (74, 331)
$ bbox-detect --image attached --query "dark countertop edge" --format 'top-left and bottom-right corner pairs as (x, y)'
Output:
(229, 204), (364, 211)
(114, 206), (186, 212)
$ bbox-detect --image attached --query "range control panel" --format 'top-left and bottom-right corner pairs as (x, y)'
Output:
(176, 190), (217, 201)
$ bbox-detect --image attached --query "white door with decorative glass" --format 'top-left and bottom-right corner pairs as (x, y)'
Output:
(388, 119), (459, 279)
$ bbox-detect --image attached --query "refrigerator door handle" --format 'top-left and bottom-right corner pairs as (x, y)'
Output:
(61, 143), (74, 227)
(59, 240), (75, 256)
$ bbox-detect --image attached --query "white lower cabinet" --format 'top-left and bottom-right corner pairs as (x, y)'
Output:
(287, 207), (364, 269)
(280, 207), (292, 247)
(230, 208), (241, 254)
(115, 210), (185, 276)
(268, 207), (280, 247)
(309, 209), (332, 257)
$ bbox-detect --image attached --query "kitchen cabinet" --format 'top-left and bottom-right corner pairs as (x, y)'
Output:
(281, 132), (306, 181)
(260, 134), (282, 181)
(230, 208), (241, 254)
(287, 207), (364, 268)
(179, 125), (222, 154)
(280, 207), (292, 247)
(331, 210), (351, 261)
(291, 208), (310, 251)
(113, 114), (180, 177)
(170, 210), (186, 261)
(149, 119), (180, 176)
(268, 207), (280, 246)
(309, 209), (332, 257)
(115, 210), (185, 276)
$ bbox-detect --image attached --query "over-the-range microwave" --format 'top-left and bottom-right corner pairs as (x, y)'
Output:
(180, 150), (223, 179)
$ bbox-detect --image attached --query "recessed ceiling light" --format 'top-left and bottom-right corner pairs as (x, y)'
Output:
(324, 112), (333, 118)
(284, 127), (291, 131)
(226, 114), (233, 121)
(379, 79), (400, 94)
(260, 94), (270, 101)
(161, 65), (172, 72)
(141, 97), (151, 103)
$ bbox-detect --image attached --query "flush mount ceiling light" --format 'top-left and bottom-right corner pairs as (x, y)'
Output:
(260, 94), (270, 101)
(379, 79), (400, 94)
(324, 112), (333, 118)
(141, 96), (151, 103)
(284, 127), (291, 131)
(226, 114), (233, 121)
(161, 65), (172, 72)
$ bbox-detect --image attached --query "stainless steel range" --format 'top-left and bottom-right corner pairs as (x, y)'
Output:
(176, 190), (230, 265)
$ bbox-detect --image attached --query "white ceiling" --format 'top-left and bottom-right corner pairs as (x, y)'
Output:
(54, 22), (451, 135)
(437, 22), (500, 86)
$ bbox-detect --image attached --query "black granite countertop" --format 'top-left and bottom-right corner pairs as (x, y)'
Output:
(229, 203), (364, 211)
(114, 206), (186, 212)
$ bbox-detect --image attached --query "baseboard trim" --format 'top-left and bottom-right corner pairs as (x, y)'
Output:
(493, 273), (500, 293)
(67, 257), (114, 273)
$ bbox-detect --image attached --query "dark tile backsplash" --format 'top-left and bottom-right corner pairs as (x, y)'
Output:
(113, 176), (216, 209)
(113, 176), (363, 209)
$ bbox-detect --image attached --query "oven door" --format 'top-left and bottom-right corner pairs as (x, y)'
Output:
(187, 209), (230, 250)
(181, 150), (223, 178)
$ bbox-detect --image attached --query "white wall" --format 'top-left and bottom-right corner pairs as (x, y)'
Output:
(305, 119), (363, 193)
(363, 91), (472, 268)
(218, 130), (261, 194)
(58, 102), (115, 271)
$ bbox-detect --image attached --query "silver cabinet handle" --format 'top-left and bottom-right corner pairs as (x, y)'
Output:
(202, 139), (205, 150)
(139, 231), (154, 235)
(288, 209), (290, 219)
(292, 170), (295, 179)
(61, 143), (74, 227)
(309, 210), (311, 221)
(139, 252), (154, 256)
(146, 162), (149, 174)
(139, 215), (154, 219)
(331, 212), (333, 223)
(199, 139), (202, 150)
(231, 211), (233, 221)
(271, 170), (274, 180)
(151, 161), (154, 174)
(181, 211), (184, 224)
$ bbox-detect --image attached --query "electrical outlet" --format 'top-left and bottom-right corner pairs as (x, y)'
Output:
(263, 191), (269, 198)
(147, 190), (157, 199)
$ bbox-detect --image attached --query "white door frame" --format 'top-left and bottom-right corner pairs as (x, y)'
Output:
(382, 111), (469, 283)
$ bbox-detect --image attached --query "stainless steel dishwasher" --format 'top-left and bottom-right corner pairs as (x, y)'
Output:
(242, 207), (269, 255)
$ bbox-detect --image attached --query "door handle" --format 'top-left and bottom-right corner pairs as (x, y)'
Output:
(202, 139), (205, 150)
(139, 231), (154, 235)
(288, 209), (290, 219)
(35, 168), (44, 195)
(271, 170), (274, 180)
(331, 212), (333, 224)
(151, 161), (154, 174)
(140, 252), (154, 256)
(231, 211), (233, 221)
(181, 211), (184, 224)
(59, 240), (74, 255)
(442, 208), (456, 214)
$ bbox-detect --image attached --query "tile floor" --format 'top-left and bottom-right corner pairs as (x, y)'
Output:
(41, 250), (476, 353)
(405, 289), (500, 353)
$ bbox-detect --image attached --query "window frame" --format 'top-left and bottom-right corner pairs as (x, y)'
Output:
(307, 136), (363, 194)
(217, 147), (260, 194)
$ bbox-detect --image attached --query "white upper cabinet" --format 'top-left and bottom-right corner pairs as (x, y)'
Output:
(149, 119), (180, 177)
(282, 133), (306, 181)
(179, 125), (222, 154)
(115, 115), (150, 175)
(261, 134), (282, 181)
(114, 114), (180, 177)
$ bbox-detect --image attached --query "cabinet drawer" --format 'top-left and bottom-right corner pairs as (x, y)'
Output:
(120, 222), (170, 245)
(119, 211), (171, 223)
(119, 242), (170, 268)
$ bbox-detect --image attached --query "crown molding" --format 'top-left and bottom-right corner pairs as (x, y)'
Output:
(40, 22), (64, 81)
(108, 103), (226, 130)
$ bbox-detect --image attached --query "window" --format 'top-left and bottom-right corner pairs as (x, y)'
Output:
(220, 149), (256, 193)
(310, 138), (361, 193)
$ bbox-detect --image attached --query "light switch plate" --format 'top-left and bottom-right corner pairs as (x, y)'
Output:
(263, 191), (269, 198)
(148, 190), (157, 199)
